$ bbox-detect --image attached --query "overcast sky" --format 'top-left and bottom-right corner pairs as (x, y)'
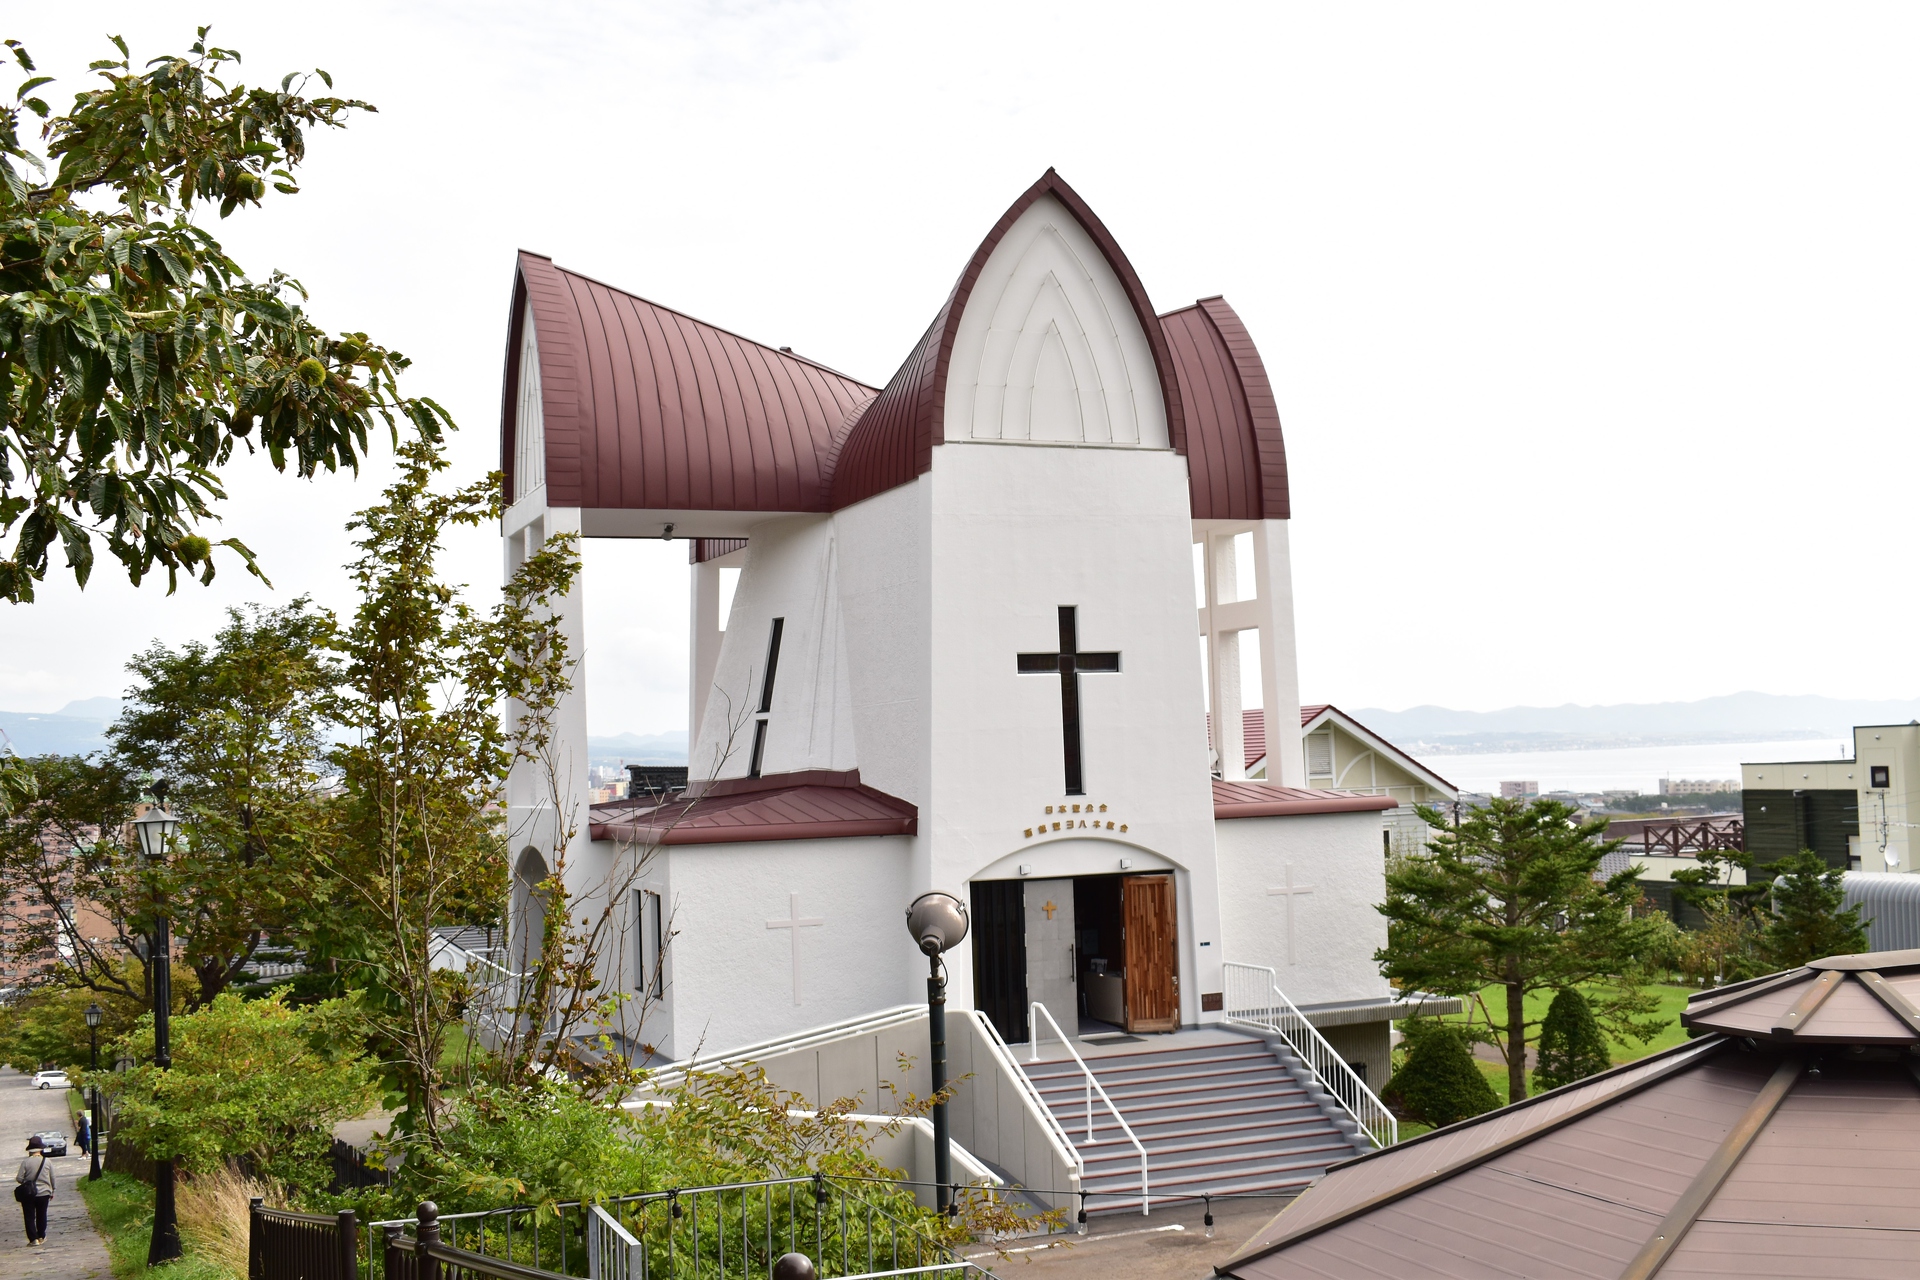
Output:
(4, 2), (1917, 735)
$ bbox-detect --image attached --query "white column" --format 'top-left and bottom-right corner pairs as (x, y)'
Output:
(1251, 520), (1306, 788)
(1207, 532), (1246, 781)
(689, 556), (722, 773)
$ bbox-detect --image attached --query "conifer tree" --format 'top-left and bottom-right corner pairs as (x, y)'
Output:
(1760, 850), (1868, 969)
(1383, 1018), (1499, 1127)
(1378, 796), (1669, 1102)
(1533, 987), (1611, 1092)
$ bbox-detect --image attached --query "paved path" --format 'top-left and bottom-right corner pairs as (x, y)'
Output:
(0, 1067), (113, 1280)
(965, 1195), (1291, 1280)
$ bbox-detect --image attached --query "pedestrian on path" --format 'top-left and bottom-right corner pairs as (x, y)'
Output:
(75, 1114), (90, 1157)
(14, 1135), (53, 1246)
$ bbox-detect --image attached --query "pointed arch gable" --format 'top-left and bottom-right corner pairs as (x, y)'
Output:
(827, 169), (1187, 509)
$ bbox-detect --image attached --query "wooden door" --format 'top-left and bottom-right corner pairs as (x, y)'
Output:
(1121, 874), (1178, 1033)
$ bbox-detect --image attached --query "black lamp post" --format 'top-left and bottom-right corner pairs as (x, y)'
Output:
(83, 1002), (102, 1182)
(904, 892), (968, 1216)
(132, 782), (182, 1266)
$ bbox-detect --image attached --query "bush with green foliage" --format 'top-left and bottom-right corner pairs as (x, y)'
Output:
(1383, 1018), (1500, 1128)
(100, 990), (375, 1189)
(0, 967), (174, 1072)
(1533, 988), (1612, 1093)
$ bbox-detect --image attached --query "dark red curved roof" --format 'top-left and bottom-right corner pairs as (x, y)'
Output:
(502, 175), (1297, 523)
(828, 168), (1188, 510)
(588, 769), (916, 845)
(502, 251), (878, 513)
(1161, 296), (1290, 520)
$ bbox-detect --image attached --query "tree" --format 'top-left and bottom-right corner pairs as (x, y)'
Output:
(319, 438), (578, 1140)
(1677, 894), (1766, 988)
(1382, 1018), (1498, 1127)
(0, 966), (166, 1072)
(106, 600), (336, 1005)
(0, 30), (451, 603)
(1759, 850), (1868, 969)
(1377, 797), (1668, 1102)
(100, 989), (375, 1189)
(1532, 987), (1611, 1093)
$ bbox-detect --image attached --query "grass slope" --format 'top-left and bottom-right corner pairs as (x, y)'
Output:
(79, 1173), (233, 1280)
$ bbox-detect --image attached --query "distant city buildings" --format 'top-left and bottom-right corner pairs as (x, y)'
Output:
(1659, 777), (1738, 795)
(1499, 780), (1540, 798)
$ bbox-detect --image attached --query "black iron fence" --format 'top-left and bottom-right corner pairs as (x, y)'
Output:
(250, 1200), (360, 1280)
(330, 1138), (394, 1195)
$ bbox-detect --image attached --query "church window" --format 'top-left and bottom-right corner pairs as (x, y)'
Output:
(635, 889), (664, 999)
(748, 618), (785, 778)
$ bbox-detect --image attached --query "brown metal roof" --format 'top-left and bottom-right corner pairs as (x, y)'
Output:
(1681, 951), (1920, 1045)
(1219, 949), (1920, 1280)
(1161, 297), (1290, 521)
(1212, 781), (1397, 819)
(820, 168), (1187, 510)
(503, 251), (879, 513)
(588, 768), (915, 846)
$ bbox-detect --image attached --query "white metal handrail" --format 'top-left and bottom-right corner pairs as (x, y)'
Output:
(966, 1009), (1084, 1192)
(1221, 962), (1398, 1149)
(586, 1203), (640, 1280)
(1026, 1003), (1149, 1216)
(637, 1005), (926, 1095)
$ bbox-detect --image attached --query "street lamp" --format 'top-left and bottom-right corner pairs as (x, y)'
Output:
(83, 1002), (102, 1182)
(131, 781), (182, 1266)
(904, 892), (968, 1217)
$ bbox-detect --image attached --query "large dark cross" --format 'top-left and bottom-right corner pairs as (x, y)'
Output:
(1017, 606), (1120, 796)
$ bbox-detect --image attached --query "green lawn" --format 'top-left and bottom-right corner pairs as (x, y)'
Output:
(1443, 982), (1693, 1106)
(78, 1172), (233, 1280)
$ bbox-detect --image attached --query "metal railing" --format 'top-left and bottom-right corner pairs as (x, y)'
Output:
(368, 1174), (970, 1280)
(1025, 1004), (1148, 1216)
(1220, 962), (1398, 1149)
(250, 1200), (359, 1280)
(965, 1010), (1083, 1201)
(632, 1007), (926, 1098)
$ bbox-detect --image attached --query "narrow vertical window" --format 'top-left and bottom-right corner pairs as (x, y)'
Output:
(636, 889), (665, 999)
(748, 618), (785, 778)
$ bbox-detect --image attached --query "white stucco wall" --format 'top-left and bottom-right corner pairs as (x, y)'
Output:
(1213, 810), (1394, 1007)
(656, 835), (919, 1054)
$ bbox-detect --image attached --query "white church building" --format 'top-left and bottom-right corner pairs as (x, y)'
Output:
(498, 172), (1430, 1199)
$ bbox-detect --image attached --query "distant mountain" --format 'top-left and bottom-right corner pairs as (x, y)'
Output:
(0, 710), (113, 758)
(587, 729), (688, 766)
(58, 697), (124, 721)
(1350, 692), (1920, 754)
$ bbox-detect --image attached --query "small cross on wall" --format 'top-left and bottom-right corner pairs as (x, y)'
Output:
(766, 892), (824, 1005)
(1266, 863), (1315, 965)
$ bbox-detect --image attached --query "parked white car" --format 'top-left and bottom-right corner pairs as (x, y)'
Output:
(32, 1069), (69, 1090)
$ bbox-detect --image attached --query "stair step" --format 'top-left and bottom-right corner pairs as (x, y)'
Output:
(1078, 1141), (1356, 1188)
(1031, 1061), (1286, 1091)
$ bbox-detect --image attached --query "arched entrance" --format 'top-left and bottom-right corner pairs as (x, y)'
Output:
(511, 846), (551, 975)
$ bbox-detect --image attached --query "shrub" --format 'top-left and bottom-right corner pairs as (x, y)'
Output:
(1761, 850), (1869, 969)
(1383, 1018), (1499, 1128)
(100, 991), (375, 1190)
(1533, 988), (1611, 1093)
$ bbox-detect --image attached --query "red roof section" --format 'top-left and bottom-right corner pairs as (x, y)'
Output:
(504, 251), (878, 513)
(1299, 703), (1329, 726)
(1213, 781), (1397, 819)
(825, 168), (1187, 509)
(588, 769), (916, 846)
(1160, 297), (1290, 520)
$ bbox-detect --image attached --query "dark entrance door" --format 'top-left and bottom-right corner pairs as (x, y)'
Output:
(969, 880), (1028, 1044)
(1121, 874), (1178, 1033)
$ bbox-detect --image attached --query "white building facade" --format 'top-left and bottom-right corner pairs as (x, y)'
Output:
(499, 171), (1401, 1079)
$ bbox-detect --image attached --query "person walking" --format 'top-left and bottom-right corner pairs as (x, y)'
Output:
(13, 1135), (53, 1246)
(75, 1112), (91, 1157)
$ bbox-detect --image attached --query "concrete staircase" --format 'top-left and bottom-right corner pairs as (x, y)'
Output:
(1022, 1034), (1371, 1211)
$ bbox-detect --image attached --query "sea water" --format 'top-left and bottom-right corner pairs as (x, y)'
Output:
(1414, 738), (1852, 796)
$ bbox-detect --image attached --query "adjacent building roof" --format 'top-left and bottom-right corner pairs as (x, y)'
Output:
(588, 769), (916, 846)
(1219, 948), (1920, 1280)
(503, 170), (1296, 524)
(1212, 782), (1397, 819)
(1298, 703), (1458, 796)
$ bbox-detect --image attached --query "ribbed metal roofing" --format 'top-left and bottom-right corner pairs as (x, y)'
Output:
(1843, 871), (1920, 952)
(503, 251), (878, 514)
(1219, 949), (1920, 1280)
(1162, 297), (1290, 521)
(588, 769), (915, 846)
(1212, 781), (1397, 819)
